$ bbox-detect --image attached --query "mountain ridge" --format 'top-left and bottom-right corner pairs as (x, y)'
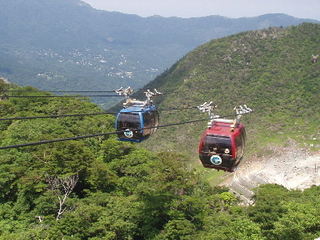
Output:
(130, 23), (320, 198)
(0, 23), (319, 237)
(0, 0), (318, 103)
(136, 23), (320, 158)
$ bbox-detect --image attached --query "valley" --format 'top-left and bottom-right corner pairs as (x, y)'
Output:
(1, 0), (318, 100)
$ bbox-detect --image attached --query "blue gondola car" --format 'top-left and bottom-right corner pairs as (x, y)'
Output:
(115, 104), (159, 142)
(115, 88), (161, 142)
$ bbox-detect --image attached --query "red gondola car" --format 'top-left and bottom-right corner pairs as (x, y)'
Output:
(198, 118), (246, 172)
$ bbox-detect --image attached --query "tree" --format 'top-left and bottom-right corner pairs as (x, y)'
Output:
(219, 192), (237, 211)
(272, 202), (320, 240)
(47, 174), (79, 220)
(155, 219), (196, 240)
(247, 184), (290, 238)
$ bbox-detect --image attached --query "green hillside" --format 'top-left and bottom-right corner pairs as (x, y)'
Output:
(137, 23), (320, 162)
(0, 89), (318, 239)
(0, 23), (320, 240)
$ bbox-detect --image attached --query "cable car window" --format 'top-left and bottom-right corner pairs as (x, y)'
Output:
(143, 112), (152, 136)
(241, 127), (246, 146)
(149, 112), (154, 135)
(235, 129), (246, 159)
(143, 112), (151, 128)
(154, 111), (159, 126)
(117, 112), (140, 129)
(152, 111), (159, 134)
(151, 111), (157, 134)
(203, 135), (232, 154)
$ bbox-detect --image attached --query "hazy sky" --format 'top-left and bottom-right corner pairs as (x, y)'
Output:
(82, 0), (320, 20)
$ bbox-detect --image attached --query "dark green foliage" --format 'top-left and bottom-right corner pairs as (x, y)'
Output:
(0, 85), (231, 239)
(247, 185), (320, 240)
(247, 184), (290, 237)
(1, 23), (320, 239)
(0, 87), (319, 240)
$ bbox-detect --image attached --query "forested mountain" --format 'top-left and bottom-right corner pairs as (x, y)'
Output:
(0, 23), (320, 239)
(0, 88), (319, 240)
(127, 22), (320, 206)
(0, 0), (318, 107)
(136, 23), (320, 157)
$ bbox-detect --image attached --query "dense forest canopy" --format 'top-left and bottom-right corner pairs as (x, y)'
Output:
(0, 82), (319, 239)
(0, 23), (320, 239)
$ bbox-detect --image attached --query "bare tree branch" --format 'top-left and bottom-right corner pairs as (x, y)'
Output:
(47, 174), (79, 220)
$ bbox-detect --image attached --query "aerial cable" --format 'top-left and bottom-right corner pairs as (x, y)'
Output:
(4, 90), (117, 93)
(0, 112), (118, 121)
(0, 106), (199, 121)
(0, 113), (241, 150)
(2, 86), (134, 98)
(0, 131), (122, 150)
(3, 94), (123, 98)
(159, 106), (198, 111)
(0, 119), (207, 150)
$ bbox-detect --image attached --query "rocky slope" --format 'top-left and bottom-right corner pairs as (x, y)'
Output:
(225, 140), (320, 204)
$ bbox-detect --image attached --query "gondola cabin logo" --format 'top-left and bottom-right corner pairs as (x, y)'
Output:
(210, 155), (222, 165)
(124, 130), (134, 138)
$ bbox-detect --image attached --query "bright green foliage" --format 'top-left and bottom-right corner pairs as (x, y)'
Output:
(247, 184), (290, 237)
(193, 213), (265, 240)
(0, 86), (319, 239)
(0, 86), (229, 239)
(154, 219), (196, 240)
(1, 24), (320, 239)
(248, 185), (320, 240)
(229, 217), (266, 240)
(139, 23), (320, 159)
(272, 202), (320, 240)
(219, 192), (237, 210)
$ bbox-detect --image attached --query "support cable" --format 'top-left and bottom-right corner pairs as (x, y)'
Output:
(0, 112), (114, 121)
(4, 90), (117, 93)
(0, 114), (239, 150)
(3, 94), (123, 98)
(0, 107), (199, 121)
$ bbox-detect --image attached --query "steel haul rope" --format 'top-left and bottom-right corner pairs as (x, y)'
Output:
(0, 114), (239, 150)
